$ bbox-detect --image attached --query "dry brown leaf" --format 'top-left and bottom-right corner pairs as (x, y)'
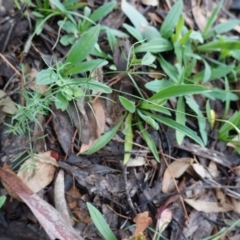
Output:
(157, 208), (172, 233)
(191, 164), (206, 178)
(133, 211), (152, 236)
(0, 167), (82, 240)
(27, 68), (49, 94)
(232, 199), (240, 214)
(141, 0), (158, 7)
(162, 158), (193, 193)
(146, 12), (162, 25)
(147, 69), (165, 79)
(66, 186), (82, 209)
(79, 99), (105, 153)
(54, 170), (72, 227)
(191, 0), (207, 31)
(0, 90), (17, 116)
(127, 156), (146, 167)
(184, 199), (234, 213)
(17, 151), (57, 193)
(208, 161), (220, 178)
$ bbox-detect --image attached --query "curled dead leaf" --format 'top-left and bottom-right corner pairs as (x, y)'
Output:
(17, 151), (57, 193)
(133, 211), (152, 236)
(162, 158), (193, 193)
(184, 199), (234, 213)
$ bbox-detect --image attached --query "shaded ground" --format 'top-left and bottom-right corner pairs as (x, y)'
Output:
(1, 0), (240, 239)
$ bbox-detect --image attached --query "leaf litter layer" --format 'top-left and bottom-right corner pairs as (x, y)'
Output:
(1, 0), (240, 239)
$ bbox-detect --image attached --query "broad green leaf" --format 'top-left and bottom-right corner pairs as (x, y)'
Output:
(137, 110), (159, 130)
(190, 31), (203, 43)
(84, 115), (125, 155)
(139, 102), (171, 116)
(148, 84), (209, 101)
(148, 113), (204, 146)
(135, 39), (173, 53)
(121, 0), (160, 40)
(106, 28), (118, 51)
(185, 96), (207, 145)
(50, 0), (67, 13)
(176, 97), (186, 144)
(87, 203), (117, 240)
(158, 56), (178, 82)
(145, 79), (174, 92)
(123, 113), (133, 164)
(36, 69), (58, 85)
(197, 40), (240, 52)
(0, 196), (6, 209)
(102, 26), (129, 38)
(90, 1), (116, 22)
(55, 92), (69, 111)
(58, 20), (77, 33)
(213, 20), (240, 35)
(80, 79), (112, 93)
(193, 64), (235, 82)
(65, 59), (108, 75)
(160, 0), (183, 39)
(174, 41), (183, 66)
(137, 117), (160, 161)
(203, 89), (238, 102)
(206, 100), (215, 130)
(119, 96), (136, 113)
(60, 34), (75, 46)
(218, 111), (240, 140)
(66, 25), (100, 64)
(172, 15), (184, 42)
(123, 23), (143, 42)
(141, 52), (156, 66)
(231, 50), (240, 61)
(202, 59), (211, 83)
(202, 0), (224, 38)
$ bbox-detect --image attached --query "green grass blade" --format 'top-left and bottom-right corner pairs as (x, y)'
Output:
(0, 196), (6, 208)
(119, 96), (136, 113)
(137, 117), (160, 161)
(176, 97), (186, 144)
(197, 40), (240, 52)
(158, 56), (178, 82)
(149, 113), (204, 146)
(66, 25), (100, 65)
(123, 113), (133, 164)
(213, 19), (240, 35)
(202, 0), (224, 38)
(90, 1), (116, 22)
(137, 109), (159, 130)
(134, 38), (173, 53)
(185, 96), (207, 145)
(87, 203), (117, 240)
(65, 59), (108, 75)
(121, 0), (160, 40)
(148, 84), (209, 101)
(139, 102), (171, 116)
(84, 115), (125, 155)
(123, 23), (143, 42)
(193, 64), (235, 82)
(160, 0), (183, 39)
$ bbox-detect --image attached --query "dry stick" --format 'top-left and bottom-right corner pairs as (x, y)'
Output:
(106, 204), (131, 220)
(0, 53), (24, 106)
(160, 152), (189, 220)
